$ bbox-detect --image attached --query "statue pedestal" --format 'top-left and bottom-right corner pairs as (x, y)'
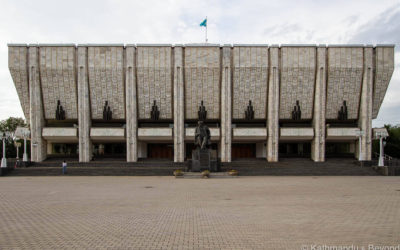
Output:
(191, 148), (218, 172)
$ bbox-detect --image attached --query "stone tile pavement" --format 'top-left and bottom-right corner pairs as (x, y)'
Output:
(0, 176), (399, 249)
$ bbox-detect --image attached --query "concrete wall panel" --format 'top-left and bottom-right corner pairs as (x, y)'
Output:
(184, 46), (220, 119)
(373, 46), (394, 118)
(232, 46), (268, 119)
(326, 47), (363, 120)
(280, 46), (316, 119)
(39, 46), (78, 119)
(9, 46), (30, 123)
(88, 46), (125, 119)
(137, 46), (172, 119)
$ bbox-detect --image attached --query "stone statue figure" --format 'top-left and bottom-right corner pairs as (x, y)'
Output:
(55, 100), (66, 120)
(194, 121), (211, 150)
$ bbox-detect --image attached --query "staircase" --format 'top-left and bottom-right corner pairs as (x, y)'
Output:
(5, 158), (379, 176)
(221, 158), (379, 176)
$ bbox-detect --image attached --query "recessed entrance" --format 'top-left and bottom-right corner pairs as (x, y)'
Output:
(148, 144), (174, 159)
(232, 143), (256, 159)
(49, 143), (78, 158)
(326, 142), (354, 158)
(93, 143), (126, 159)
(279, 143), (311, 158)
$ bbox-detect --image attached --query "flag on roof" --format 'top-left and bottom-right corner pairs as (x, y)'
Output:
(200, 18), (207, 27)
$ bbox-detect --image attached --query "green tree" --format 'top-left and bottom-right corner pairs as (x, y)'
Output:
(0, 117), (27, 159)
(383, 124), (400, 158)
(0, 117), (26, 132)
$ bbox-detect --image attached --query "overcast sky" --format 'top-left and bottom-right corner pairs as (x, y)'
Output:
(0, 0), (399, 127)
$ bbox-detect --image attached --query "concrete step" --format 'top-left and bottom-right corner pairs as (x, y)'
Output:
(3, 158), (380, 177)
(176, 172), (238, 178)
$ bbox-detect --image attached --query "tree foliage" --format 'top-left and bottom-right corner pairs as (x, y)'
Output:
(0, 117), (26, 132)
(383, 124), (400, 158)
(0, 117), (28, 159)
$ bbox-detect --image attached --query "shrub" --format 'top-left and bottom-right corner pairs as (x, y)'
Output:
(201, 170), (210, 178)
(173, 169), (183, 176)
(228, 169), (238, 176)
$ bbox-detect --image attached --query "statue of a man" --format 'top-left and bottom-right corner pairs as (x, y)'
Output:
(195, 121), (210, 150)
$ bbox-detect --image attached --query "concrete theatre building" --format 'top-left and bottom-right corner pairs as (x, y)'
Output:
(8, 43), (395, 163)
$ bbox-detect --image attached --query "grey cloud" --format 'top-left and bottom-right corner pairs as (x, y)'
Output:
(349, 3), (400, 44)
(348, 4), (400, 127)
(344, 15), (359, 26)
(263, 23), (302, 37)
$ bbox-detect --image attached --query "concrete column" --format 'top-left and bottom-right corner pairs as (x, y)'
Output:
(357, 46), (373, 161)
(221, 45), (232, 162)
(77, 46), (92, 162)
(28, 46), (46, 162)
(312, 45), (327, 162)
(173, 45), (185, 162)
(267, 46), (279, 162)
(126, 46), (138, 162)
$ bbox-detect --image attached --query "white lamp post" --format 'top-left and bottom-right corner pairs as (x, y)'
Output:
(375, 131), (388, 167)
(355, 130), (364, 161)
(0, 131), (12, 168)
(12, 133), (21, 160)
(14, 141), (21, 160)
(21, 129), (30, 162)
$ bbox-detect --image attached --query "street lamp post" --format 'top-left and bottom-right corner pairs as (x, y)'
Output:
(21, 129), (30, 162)
(0, 131), (12, 168)
(375, 131), (388, 167)
(12, 133), (19, 159)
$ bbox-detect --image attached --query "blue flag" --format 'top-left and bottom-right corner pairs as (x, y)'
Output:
(200, 18), (207, 27)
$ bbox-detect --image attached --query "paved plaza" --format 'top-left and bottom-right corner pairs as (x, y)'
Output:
(0, 176), (399, 249)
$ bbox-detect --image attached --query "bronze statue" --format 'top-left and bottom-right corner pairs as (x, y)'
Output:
(55, 100), (66, 120)
(151, 100), (160, 120)
(195, 121), (210, 150)
(103, 101), (112, 121)
(338, 100), (348, 120)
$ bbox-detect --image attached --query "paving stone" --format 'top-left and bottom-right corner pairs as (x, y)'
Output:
(0, 176), (399, 249)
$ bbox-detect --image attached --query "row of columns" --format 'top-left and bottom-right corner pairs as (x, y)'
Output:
(28, 46), (373, 163)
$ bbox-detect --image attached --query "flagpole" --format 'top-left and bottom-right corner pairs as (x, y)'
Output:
(205, 16), (208, 43)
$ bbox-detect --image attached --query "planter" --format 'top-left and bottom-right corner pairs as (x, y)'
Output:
(201, 170), (210, 178)
(228, 170), (238, 176)
(173, 170), (184, 177)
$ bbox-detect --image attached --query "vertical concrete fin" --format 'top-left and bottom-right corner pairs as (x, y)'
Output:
(312, 46), (327, 162)
(28, 46), (46, 162)
(358, 47), (373, 161)
(174, 46), (184, 162)
(267, 47), (279, 162)
(221, 46), (232, 162)
(77, 46), (92, 162)
(126, 46), (138, 162)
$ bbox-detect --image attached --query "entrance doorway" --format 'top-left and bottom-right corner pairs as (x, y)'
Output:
(232, 144), (256, 159)
(326, 142), (353, 158)
(279, 143), (311, 157)
(148, 144), (174, 159)
(93, 143), (126, 158)
(50, 143), (78, 158)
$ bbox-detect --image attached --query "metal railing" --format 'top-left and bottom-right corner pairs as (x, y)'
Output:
(373, 152), (393, 161)
(372, 153), (399, 176)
